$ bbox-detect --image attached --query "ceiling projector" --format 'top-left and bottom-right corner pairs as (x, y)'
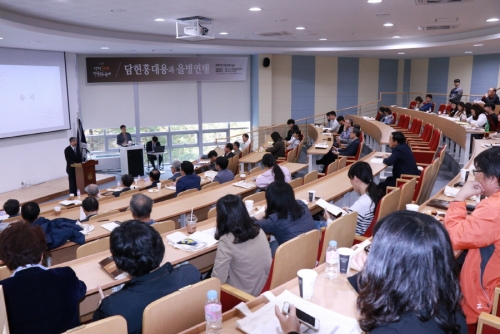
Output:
(184, 24), (209, 36)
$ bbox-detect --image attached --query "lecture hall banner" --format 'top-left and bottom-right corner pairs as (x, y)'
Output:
(86, 56), (248, 83)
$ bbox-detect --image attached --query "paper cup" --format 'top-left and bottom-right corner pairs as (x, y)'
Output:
(240, 174), (246, 182)
(69, 193), (74, 200)
(244, 200), (254, 212)
(338, 247), (354, 274)
(406, 204), (419, 212)
(54, 206), (61, 214)
(157, 183), (162, 190)
(297, 269), (318, 299)
(460, 169), (469, 182)
(308, 190), (316, 202)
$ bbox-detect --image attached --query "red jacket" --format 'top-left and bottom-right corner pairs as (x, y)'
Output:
(445, 192), (500, 324)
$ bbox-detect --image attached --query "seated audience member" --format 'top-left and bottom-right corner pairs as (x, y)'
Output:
(413, 95), (423, 109)
(80, 197), (99, 222)
(467, 104), (488, 128)
(212, 195), (272, 296)
(213, 157), (234, 185)
(233, 141), (242, 156)
(418, 94), (434, 112)
(381, 108), (394, 125)
(84, 184), (100, 198)
(0, 223), (86, 334)
(113, 174), (134, 197)
(286, 129), (301, 150)
(253, 182), (316, 257)
(206, 150), (218, 171)
(241, 133), (251, 150)
(130, 194), (155, 225)
(255, 154), (292, 189)
(316, 128), (361, 173)
(168, 160), (182, 181)
(146, 136), (163, 170)
(285, 119), (295, 141)
(336, 116), (345, 135)
(320, 162), (382, 235)
(445, 147), (500, 325)
(3, 199), (20, 219)
(484, 103), (498, 129)
(450, 102), (464, 118)
(334, 118), (353, 147)
(93, 220), (200, 333)
(144, 169), (161, 190)
(266, 131), (286, 159)
(326, 111), (340, 132)
(481, 87), (500, 104)
(21, 202), (84, 250)
(223, 143), (235, 159)
(175, 161), (201, 196)
(378, 107), (387, 122)
(378, 131), (420, 193)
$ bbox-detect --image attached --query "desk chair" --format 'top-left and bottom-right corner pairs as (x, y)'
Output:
(142, 278), (221, 334)
(177, 188), (198, 197)
(152, 220), (175, 235)
(0, 286), (9, 334)
(220, 229), (320, 312)
(406, 123), (433, 143)
(338, 156), (347, 170)
(318, 160), (338, 178)
(76, 237), (110, 258)
(303, 170), (318, 185)
(201, 181), (220, 191)
(88, 209), (121, 221)
(243, 192), (265, 203)
(317, 211), (357, 264)
(493, 286), (500, 317)
(64, 316), (127, 334)
(438, 104), (446, 114)
(293, 139), (305, 163)
(288, 177), (303, 189)
(207, 207), (217, 219)
(387, 177), (416, 211)
(476, 313), (500, 334)
(408, 101), (417, 109)
(249, 166), (261, 174)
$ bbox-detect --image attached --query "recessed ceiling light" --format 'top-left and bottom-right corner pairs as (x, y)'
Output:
(275, 19), (288, 22)
(126, 50), (137, 52)
(110, 8), (126, 13)
(296, 27), (305, 30)
(219, 32), (228, 35)
(249, 7), (262, 11)
(383, 23), (394, 27)
(392, 35), (401, 38)
(319, 38), (327, 41)
(368, 0), (382, 3)
(101, 47), (109, 50)
(0, 37), (3, 40)
(465, 51), (473, 53)
(398, 52), (405, 54)
(154, 18), (165, 22)
(474, 44), (484, 46)
(486, 18), (499, 22)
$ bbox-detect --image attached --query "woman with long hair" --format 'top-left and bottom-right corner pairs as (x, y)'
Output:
(212, 195), (272, 296)
(357, 211), (467, 333)
(254, 181), (316, 257)
(467, 104), (488, 127)
(460, 103), (472, 121)
(448, 102), (458, 117)
(255, 153), (291, 189)
(265, 131), (286, 159)
(451, 102), (465, 118)
(321, 161), (382, 235)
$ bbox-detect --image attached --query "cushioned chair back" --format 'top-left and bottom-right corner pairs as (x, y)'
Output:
(375, 111), (382, 121)
(421, 124), (434, 142)
(142, 278), (221, 334)
(408, 101), (416, 109)
(317, 211), (358, 264)
(64, 316), (127, 334)
(362, 200), (381, 238)
(391, 112), (398, 124)
(438, 104), (446, 113)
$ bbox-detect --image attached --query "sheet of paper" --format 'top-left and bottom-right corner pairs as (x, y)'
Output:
(165, 185), (176, 190)
(233, 181), (255, 189)
(101, 222), (121, 232)
(204, 171), (218, 179)
(315, 142), (328, 149)
(315, 198), (346, 216)
(370, 158), (384, 164)
(190, 230), (218, 247)
(166, 231), (188, 244)
(59, 200), (81, 206)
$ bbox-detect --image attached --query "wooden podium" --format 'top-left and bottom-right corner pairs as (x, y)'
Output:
(71, 160), (99, 194)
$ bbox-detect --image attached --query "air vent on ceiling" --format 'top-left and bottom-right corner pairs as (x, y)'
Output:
(419, 24), (459, 30)
(255, 31), (292, 37)
(416, 0), (471, 4)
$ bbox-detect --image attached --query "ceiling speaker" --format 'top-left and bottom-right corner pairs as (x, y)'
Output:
(263, 57), (271, 68)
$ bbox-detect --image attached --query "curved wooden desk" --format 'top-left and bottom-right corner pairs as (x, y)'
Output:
(306, 125), (334, 172)
(350, 115), (392, 152)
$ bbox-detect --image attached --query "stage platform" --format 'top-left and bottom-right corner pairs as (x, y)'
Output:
(0, 174), (115, 206)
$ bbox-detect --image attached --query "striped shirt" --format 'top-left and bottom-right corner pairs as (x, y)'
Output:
(350, 193), (376, 235)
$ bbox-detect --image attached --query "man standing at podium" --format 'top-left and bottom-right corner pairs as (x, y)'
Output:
(64, 137), (79, 195)
(117, 125), (132, 147)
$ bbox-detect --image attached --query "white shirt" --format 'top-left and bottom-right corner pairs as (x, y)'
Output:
(350, 194), (376, 235)
(467, 113), (487, 127)
(287, 137), (300, 149)
(328, 119), (340, 132)
(242, 140), (252, 150)
(255, 165), (292, 188)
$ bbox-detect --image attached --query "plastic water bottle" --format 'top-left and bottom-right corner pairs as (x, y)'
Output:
(205, 290), (222, 334)
(485, 120), (490, 132)
(325, 240), (338, 279)
(137, 175), (141, 183)
(76, 189), (81, 199)
(117, 181), (121, 188)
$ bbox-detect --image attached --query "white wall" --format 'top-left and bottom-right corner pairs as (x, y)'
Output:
(0, 52), (80, 193)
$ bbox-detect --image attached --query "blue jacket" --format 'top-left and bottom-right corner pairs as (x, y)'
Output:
(383, 143), (421, 179)
(32, 217), (84, 250)
(175, 173), (201, 196)
(1, 267), (86, 334)
(339, 138), (360, 157)
(256, 201), (316, 246)
(419, 102), (433, 112)
(214, 169), (234, 184)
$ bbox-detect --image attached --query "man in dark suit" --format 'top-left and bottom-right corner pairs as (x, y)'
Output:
(113, 174), (134, 197)
(223, 143), (235, 159)
(116, 125), (132, 146)
(80, 197), (99, 222)
(318, 128), (361, 173)
(64, 137), (79, 195)
(146, 136), (163, 170)
(144, 169), (161, 190)
(175, 161), (201, 196)
(378, 131), (421, 193)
